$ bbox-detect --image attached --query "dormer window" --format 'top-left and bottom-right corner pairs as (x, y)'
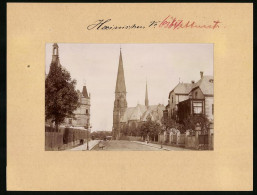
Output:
(209, 79), (214, 83)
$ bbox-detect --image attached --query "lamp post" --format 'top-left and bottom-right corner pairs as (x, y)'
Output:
(86, 125), (92, 150)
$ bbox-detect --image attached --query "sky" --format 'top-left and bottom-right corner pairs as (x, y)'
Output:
(46, 43), (213, 132)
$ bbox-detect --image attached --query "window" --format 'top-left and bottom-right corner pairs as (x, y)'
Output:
(212, 104), (214, 115)
(172, 96), (173, 103)
(193, 102), (203, 114)
(69, 119), (72, 124)
(86, 109), (88, 114)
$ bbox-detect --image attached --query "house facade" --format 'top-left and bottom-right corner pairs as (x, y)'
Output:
(177, 73), (214, 124)
(165, 82), (194, 121)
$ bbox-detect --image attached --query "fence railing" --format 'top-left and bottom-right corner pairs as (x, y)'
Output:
(45, 126), (89, 150)
(158, 129), (214, 150)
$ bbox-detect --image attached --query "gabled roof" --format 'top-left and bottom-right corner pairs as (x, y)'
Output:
(120, 104), (165, 123)
(130, 105), (143, 120)
(190, 76), (213, 95)
(169, 83), (193, 98)
(120, 106), (144, 123)
(173, 83), (193, 94)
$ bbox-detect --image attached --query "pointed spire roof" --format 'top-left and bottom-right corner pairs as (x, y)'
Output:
(82, 86), (89, 98)
(145, 81), (149, 107)
(115, 49), (126, 93)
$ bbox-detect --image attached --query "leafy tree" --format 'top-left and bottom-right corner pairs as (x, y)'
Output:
(162, 117), (186, 134)
(91, 131), (112, 140)
(45, 61), (79, 132)
(139, 118), (162, 141)
(183, 115), (210, 133)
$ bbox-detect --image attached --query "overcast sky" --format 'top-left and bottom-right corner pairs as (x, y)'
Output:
(46, 43), (213, 132)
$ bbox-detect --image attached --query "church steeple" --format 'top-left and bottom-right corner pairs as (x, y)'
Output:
(115, 49), (126, 93)
(113, 48), (127, 140)
(52, 43), (60, 64)
(145, 81), (149, 107)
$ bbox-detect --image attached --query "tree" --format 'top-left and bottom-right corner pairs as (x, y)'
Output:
(45, 61), (79, 132)
(162, 117), (186, 134)
(139, 118), (162, 141)
(183, 115), (210, 133)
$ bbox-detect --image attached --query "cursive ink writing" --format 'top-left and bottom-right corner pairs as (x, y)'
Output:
(87, 19), (145, 30)
(86, 17), (221, 31)
(158, 15), (221, 30)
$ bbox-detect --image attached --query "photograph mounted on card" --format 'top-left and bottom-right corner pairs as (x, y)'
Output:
(7, 3), (252, 191)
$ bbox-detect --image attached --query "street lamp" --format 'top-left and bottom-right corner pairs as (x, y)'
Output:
(86, 125), (92, 150)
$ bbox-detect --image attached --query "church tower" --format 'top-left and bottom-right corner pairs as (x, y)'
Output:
(145, 81), (149, 107)
(113, 49), (127, 140)
(51, 43), (60, 65)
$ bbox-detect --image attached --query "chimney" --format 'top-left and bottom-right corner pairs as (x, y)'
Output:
(200, 71), (204, 79)
(191, 80), (195, 84)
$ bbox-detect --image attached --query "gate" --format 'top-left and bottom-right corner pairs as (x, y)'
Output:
(199, 134), (208, 150)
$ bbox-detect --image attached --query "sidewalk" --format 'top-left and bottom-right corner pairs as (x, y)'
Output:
(68, 140), (100, 151)
(131, 141), (191, 151)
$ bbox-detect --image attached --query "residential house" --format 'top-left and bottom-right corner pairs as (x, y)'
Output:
(177, 72), (214, 124)
(165, 81), (194, 121)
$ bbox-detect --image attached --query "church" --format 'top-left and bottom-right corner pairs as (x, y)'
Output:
(112, 49), (165, 140)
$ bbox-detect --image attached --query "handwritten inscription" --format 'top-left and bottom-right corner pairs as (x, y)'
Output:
(87, 16), (221, 31)
(158, 15), (220, 30)
(87, 19), (145, 30)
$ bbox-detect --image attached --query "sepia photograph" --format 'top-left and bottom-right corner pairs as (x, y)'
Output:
(45, 43), (214, 151)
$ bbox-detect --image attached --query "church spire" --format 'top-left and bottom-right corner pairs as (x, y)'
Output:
(51, 43), (60, 65)
(115, 49), (126, 93)
(145, 81), (149, 107)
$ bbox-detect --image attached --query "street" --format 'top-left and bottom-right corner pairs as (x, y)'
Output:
(91, 140), (190, 151)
